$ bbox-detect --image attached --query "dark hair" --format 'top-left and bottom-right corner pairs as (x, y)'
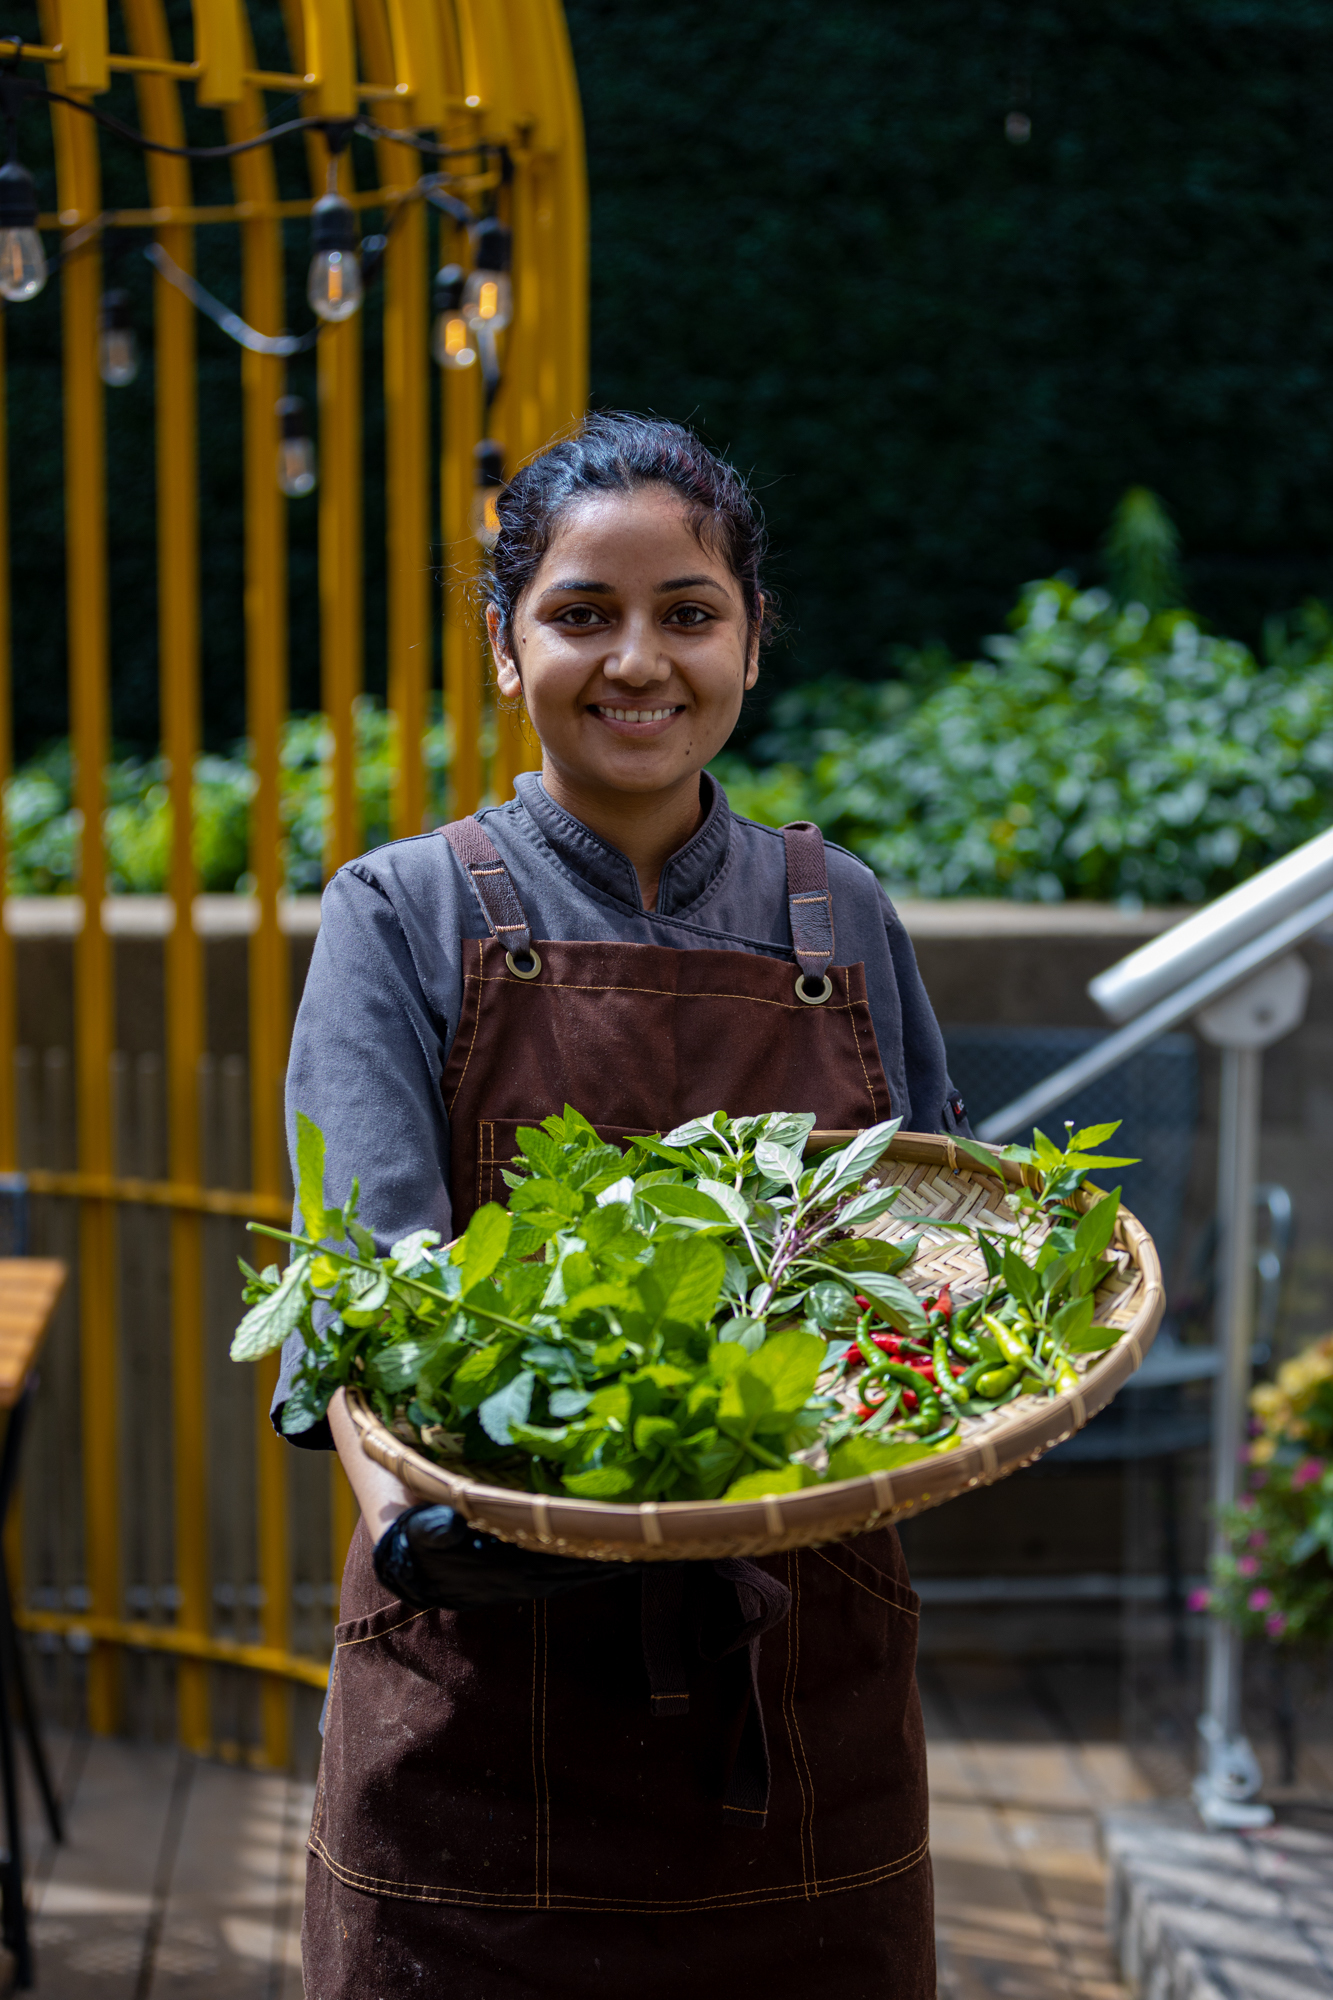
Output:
(485, 412), (773, 653)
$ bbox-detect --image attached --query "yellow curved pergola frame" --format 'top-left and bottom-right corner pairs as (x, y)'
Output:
(2, 1), (585, 1762)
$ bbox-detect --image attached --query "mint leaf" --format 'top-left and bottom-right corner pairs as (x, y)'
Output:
(230, 1255), (311, 1361)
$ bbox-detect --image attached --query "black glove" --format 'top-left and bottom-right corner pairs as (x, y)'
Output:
(373, 1503), (633, 1609)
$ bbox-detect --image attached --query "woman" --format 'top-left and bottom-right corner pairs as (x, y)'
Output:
(278, 413), (965, 1999)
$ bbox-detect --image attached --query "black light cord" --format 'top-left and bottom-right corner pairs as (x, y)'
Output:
(0, 50), (505, 171)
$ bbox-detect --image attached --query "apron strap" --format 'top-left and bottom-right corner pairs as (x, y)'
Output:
(782, 821), (835, 992)
(440, 817), (534, 964)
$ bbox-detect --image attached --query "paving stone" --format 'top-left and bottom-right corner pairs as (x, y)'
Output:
(1104, 1803), (1333, 1999)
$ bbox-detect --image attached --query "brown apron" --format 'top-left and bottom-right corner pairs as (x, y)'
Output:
(304, 818), (935, 2000)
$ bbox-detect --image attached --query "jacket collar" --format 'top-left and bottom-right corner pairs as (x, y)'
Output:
(513, 771), (733, 916)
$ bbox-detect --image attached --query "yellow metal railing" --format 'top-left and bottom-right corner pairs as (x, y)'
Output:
(3, 0), (587, 1762)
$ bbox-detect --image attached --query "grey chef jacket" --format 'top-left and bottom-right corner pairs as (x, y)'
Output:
(273, 770), (963, 1448)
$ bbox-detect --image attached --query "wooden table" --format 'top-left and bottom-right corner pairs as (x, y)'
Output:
(0, 1256), (66, 1988)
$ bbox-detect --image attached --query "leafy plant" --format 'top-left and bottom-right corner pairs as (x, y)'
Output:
(714, 579), (1333, 906)
(231, 1110), (1133, 1506)
(1205, 1335), (1333, 1646)
(4, 698), (453, 897)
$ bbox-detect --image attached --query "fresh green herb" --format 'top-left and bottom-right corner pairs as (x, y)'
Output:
(231, 1110), (1135, 1504)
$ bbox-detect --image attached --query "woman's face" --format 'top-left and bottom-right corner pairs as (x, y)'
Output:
(489, 485), (759, 804)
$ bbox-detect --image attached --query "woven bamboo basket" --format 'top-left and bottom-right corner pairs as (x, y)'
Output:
(349, 1129), (1165, 1561)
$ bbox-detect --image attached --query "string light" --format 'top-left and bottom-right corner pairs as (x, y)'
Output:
(97, 288), (138, 386)
(0, 158), (45, 301)
(276, 395), (317, 497)
(463, 219), (512, 335)
(0, 55), (522, 444)
(431, 264), (477, 370)
(307, 188), (363, 324)
(471, 439), (504, 548)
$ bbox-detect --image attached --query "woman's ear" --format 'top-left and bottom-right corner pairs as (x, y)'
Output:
(744, 595), (763, 691)
(487, 603), (523, 701)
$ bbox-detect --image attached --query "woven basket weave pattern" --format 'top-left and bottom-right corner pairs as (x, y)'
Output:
(350, 1132), (1163, 1561)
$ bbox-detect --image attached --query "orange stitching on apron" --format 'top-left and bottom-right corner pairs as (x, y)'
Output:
(534, 1599), (550, 1908)
(445, 939), (486, 1116)
(333, 1605), (433, 1651)
(477, 1121), (495, 1214)
(304, 1829), (931, 1914)
(780, 1552), (811, 1900)
(474, 974), (858, 1013)
(848, 999), (883, 1121)
(789, 1552), (819, 1893)
(811, 1545), (920, 1618)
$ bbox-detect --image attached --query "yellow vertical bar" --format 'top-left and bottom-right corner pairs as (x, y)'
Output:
(122, 0), (210, 1755)
(383, 198), (428, 843)
(0, 303), (19, 1622)
(0, 309), (14, 1176)
(357, 0), (429, 843)
(226, 56), (291, 1771)
(443, 363), (483, 817)
(488, 148), (538, 804)
(42, 13), (120, 1734)
(318, 314), (362, 877)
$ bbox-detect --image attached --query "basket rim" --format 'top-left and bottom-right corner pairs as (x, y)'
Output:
(348, 1128), (1165, 1558)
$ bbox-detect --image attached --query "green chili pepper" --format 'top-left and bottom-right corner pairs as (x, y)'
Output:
(974, 1364), (1019, 1400)
(983, 1313), (1033, 1368)
(933, 1333), (962, 1405)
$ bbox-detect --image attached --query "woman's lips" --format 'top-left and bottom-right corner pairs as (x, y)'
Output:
(588, 703), (686, 735)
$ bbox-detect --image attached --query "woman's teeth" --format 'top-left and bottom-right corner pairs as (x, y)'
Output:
(594, 705), (678, 723)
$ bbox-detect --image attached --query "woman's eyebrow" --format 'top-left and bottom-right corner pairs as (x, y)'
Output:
(538, 578), (612, 598)
(655, 575), (723, 591)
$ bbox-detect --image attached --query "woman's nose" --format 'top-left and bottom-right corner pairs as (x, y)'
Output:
(602, 615), (670, 686)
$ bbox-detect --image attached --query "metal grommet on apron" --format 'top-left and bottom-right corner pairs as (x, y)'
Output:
(783, 821), (836, 1004)
(305, 812), (934, 2000)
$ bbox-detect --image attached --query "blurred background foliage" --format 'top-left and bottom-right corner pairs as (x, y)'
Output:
(568, 0), (1333, 736)
(9, 0), (1333, 902)
(9, 1), (1333, 756)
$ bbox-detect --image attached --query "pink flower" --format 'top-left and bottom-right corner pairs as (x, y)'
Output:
(1237, 1555), (1260, 1577)
(1186, 1588), (1211, 1613)
(1248, 1530), (1268, 1550)
(1266, 1613), (1288, 1639)
(1248, 1588), (1274, 1613)
(1292, 1458), (1324, 1491)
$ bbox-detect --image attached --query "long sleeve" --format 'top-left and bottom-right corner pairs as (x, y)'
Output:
(272, 864), (459, 1447)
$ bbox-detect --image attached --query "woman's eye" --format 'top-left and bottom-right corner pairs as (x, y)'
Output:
(666, 604), (712, 627)
(556, 605), (607, 628)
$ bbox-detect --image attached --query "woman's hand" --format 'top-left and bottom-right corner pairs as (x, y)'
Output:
(328, 1386), (415, 1543)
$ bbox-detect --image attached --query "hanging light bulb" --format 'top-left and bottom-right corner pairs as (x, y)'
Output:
(462, 219), (512, 335)
(276, 395), (317, 497)
(0, 159), (46, 303)
(307, 192), (363, 324)
(98, 290), (138, 387)
(471, 439), (505, 549)
(431, 264), (477, 371)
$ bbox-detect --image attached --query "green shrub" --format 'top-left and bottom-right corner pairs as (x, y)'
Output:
(5, 699), (451, 897)
(717, 582), (1333, 904)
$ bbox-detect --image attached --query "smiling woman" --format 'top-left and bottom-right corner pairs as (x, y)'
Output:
(483, 414), (771, 906)
(283, 413), (963, 2000)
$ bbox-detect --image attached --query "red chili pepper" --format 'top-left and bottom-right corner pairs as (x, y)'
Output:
(935, 1282), (953, 1319)
(856, 1404), (877, 1422)
(872, 1333), (901, 1356)
(902, 1389), (919, 1413)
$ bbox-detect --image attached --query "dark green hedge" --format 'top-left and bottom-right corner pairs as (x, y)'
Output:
(566, 0), (1333, 731)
